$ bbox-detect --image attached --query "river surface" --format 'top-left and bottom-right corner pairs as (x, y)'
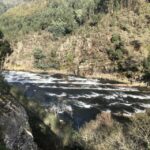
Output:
(2, 71), (150, 128)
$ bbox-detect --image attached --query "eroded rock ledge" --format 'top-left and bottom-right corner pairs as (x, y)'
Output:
(0, 97), (38, 150)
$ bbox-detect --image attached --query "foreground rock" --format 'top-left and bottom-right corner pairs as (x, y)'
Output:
(0, 97), (38, 150)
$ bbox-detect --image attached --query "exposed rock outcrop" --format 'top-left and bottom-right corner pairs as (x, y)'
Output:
(0, 97), (38, 150)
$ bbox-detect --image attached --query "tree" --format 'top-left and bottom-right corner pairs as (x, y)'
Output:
(0, 30), (12, 69)
(0, 30), (11, 94)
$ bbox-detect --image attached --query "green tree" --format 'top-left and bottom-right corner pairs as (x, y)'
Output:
(0, 30), (12, 69)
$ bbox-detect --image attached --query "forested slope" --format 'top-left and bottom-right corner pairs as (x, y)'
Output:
(0, 0), (149, 82)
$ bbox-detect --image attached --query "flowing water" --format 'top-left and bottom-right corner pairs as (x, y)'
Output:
(2, 71), (150, 128)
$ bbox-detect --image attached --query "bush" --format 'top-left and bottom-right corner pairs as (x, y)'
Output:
(47, 50), (60, 69)
(107, 48), (124, 61)
(107, 35), (127, 61)
(119, 56), (140, 72)
(127, 114), (150, 149)
(143, 54), (150, 81)
(111, 34), (121, 44)
(144, 55), (150, 70)
(0, 31), (12, 68)
(33, 48), (46, 69)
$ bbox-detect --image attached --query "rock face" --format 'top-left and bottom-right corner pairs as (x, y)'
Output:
(0, 97), (38, 150)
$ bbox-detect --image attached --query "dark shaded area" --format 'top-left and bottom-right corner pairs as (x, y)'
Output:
(0, 30), (13, 69)
(28, 112), (62, 150)
(112, 114), (132, 125)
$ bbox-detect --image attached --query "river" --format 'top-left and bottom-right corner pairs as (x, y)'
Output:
(2, 71), (150, 128)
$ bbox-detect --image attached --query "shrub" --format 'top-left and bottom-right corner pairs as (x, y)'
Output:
(127, 114), (150, 149)
(107, 48), (124, 61)
(143, 54), (150, 81)
(107, 35), (127, 61)
(0, 31), (12, 68)
(47, 21), (71, 37)
(144, 55), (150, 69)
(111, 34), (121, 44)
(119, 56), (140, 72)
(33, 48), (46, 69)
(47, 50), (60, 69)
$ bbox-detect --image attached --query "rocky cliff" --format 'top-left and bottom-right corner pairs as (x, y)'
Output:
(0, 80), (38, 150)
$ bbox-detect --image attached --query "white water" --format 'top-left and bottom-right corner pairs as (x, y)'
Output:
(2, 71), (150, 123)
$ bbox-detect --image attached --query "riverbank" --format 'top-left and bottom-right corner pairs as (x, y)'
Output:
(3, 66), (148, 88)
(2, 68), (150, 150)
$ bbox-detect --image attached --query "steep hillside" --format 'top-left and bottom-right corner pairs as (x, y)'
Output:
(0, 0), (150, 82)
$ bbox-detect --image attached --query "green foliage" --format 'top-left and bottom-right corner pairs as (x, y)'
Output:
(119, 56), (140, 72)
(33, 48), (46, 69)
(33, 48), (45, 60)
(144, 54), (150, 69)
(0, 40), (12, 58)
(66, 52), (74, 64)
(47, 50), (60, 69)
(107, 34), (127, 62)
(0, 144), (9, 150)
(107, 48), (124, 61)
(0, 30), (11, 94)
(111, 34), (121, 43)
(143, 54), (150, 81)
(0, 30), (12, 68)
(0, 0), (141, 40)
(107, 34), (142, 76)
(33, 48), (60, 70)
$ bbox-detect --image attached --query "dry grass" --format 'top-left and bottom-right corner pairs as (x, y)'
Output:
(74, 111), (150, 150)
